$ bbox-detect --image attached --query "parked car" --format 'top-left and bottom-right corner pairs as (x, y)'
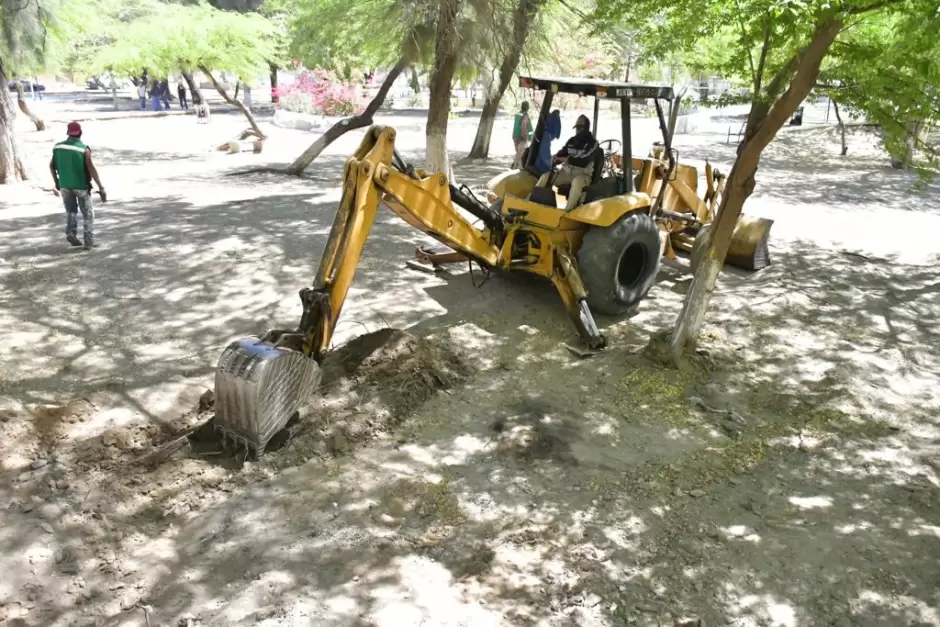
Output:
(7, 79), (45, 92)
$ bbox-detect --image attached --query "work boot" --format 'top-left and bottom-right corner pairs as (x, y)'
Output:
(83, 242), (98, 250)
(67, 235), (82, 247)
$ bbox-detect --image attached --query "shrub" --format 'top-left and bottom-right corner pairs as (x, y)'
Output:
(278, 68), (363, 117)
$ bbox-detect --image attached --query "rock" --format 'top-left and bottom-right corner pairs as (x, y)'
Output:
(831, 618), (853, 627)
(102, 432), (117, 447)
(21, 503), (35, 513)
(720, 422), (742, 439)
(56, 480), (70, 491)
(689, 489), (707, 499)
(327, 429), (350, 456)
(728, 477), (740, 486)
(352, 575), (360, 582)
(379, 514), (397, 526)
(30, 459), (48, 470)
(40, 522), (54, 534)
(675, 617), (703, 627)
(636, 603), (660, 613)
(673, 487), (685, 497)
(81, 589), (94, 600)
(197, 389), (215, 413)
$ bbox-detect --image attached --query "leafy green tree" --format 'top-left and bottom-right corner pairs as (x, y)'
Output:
(92, 2), (279, 137)
(285, 0), (492, 174)
(465, 0), (549, 160)
(818, 12), (939, 168)
(592, 0), (936, 363)
(0, 0), (55, 182)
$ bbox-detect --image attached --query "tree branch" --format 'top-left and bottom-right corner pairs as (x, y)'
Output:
(753, 16), (773, 96)
(743, 18), (844, 155)
(733, 0), (758, 85)
(849, 0), (904, 15)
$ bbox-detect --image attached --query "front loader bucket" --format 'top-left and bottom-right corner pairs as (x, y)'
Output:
(726, 215), (774, 271)
(213, 337), (322, 456)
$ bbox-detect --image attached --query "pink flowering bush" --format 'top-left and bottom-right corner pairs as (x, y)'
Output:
(278, 68), (363, 117)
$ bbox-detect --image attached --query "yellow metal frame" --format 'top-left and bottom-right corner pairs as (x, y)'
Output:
(293, 125), (632, 360)
(489, 144), (769, 264)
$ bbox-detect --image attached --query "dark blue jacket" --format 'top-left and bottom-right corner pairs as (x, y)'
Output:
(535, 115), (562, 174)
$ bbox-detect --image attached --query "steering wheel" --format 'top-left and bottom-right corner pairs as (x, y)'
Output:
(598, 139), (622, 177)
(599, 139), (622, 157)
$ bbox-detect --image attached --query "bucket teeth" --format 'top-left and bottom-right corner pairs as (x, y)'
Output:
(213, 337), (322, 454)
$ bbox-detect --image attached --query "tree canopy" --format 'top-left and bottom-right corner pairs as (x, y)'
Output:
(91, 1), (279, 81)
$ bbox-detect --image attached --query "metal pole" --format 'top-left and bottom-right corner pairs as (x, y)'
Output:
(621, 96), (632, 192)
(592, 97), (600, 137)
(526, 90), (554, 169)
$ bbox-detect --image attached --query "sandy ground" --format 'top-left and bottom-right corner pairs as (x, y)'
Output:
(1, 97), (938, 627)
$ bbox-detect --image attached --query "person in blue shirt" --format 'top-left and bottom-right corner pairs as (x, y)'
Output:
(534, 109), (562, 175)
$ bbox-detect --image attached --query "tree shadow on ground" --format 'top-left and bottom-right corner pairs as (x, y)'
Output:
(5, 226), (939, 626)
(676, 126), (940, 215)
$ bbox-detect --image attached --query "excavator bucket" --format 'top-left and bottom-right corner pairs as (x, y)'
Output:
(213, 336), (322, 456)
(726, 215), (775, 271)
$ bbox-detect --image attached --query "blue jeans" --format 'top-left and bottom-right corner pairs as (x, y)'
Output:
(140, 96), (146, 109)
(61, 189), (94, 245)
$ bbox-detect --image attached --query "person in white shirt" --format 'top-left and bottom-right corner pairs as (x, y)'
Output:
(137, 83), (147, 110)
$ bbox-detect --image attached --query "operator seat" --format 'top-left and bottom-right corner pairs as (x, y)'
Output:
(557, 146), (605, 202)
(528, 146), (606, 209)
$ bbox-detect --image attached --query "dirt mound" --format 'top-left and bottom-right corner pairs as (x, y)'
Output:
(274, 328), (471, 461)
(321, 327), (469, 418)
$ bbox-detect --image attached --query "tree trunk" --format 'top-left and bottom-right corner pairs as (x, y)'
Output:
(890, 119), (925, 169)
(269, 63), (279, 104)
(285, 55), (410, 176)
(832, 97), (847, 155)
(466, 0), (545, 159)
(14, 83), (45, 131)
(669, 18), (843, 365)
(0, 58), (28, 183)
(233, 81), (240, 101)
(468, 98), (501, 159)
(426, 0), (460, 176)
(183, 71), (204, 106)
(201, 66), (265, 138)
(666, 86), (688, 142)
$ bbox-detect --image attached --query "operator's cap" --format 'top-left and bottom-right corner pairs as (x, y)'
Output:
(66, 121), (82, 136)
(574, 114), (590, 130)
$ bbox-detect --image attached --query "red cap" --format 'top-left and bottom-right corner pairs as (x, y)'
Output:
(66, 121), (82, 136)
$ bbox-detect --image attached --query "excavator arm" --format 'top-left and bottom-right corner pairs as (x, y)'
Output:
(213, 125), (605, 456)
(283, 125), (502, 361)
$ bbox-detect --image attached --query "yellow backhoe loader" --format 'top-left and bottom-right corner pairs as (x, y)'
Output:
(486, 76), (773, 274)
(213, 76), (773, 455)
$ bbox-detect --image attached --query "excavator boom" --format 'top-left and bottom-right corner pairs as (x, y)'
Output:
(213, 126), (615, 456)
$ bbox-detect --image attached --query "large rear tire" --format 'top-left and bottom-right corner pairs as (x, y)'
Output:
(578, 212), (662, 316)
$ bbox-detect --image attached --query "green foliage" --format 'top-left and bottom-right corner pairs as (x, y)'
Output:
(91, 2), (278, 81)
(819, 7), (940, 168)
(289, 0), (529, 87)
(1, 0), (60, 74)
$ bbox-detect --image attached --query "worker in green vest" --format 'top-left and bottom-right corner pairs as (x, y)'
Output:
(512, 101), (533, 169)
(49, 121), (105, 249)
